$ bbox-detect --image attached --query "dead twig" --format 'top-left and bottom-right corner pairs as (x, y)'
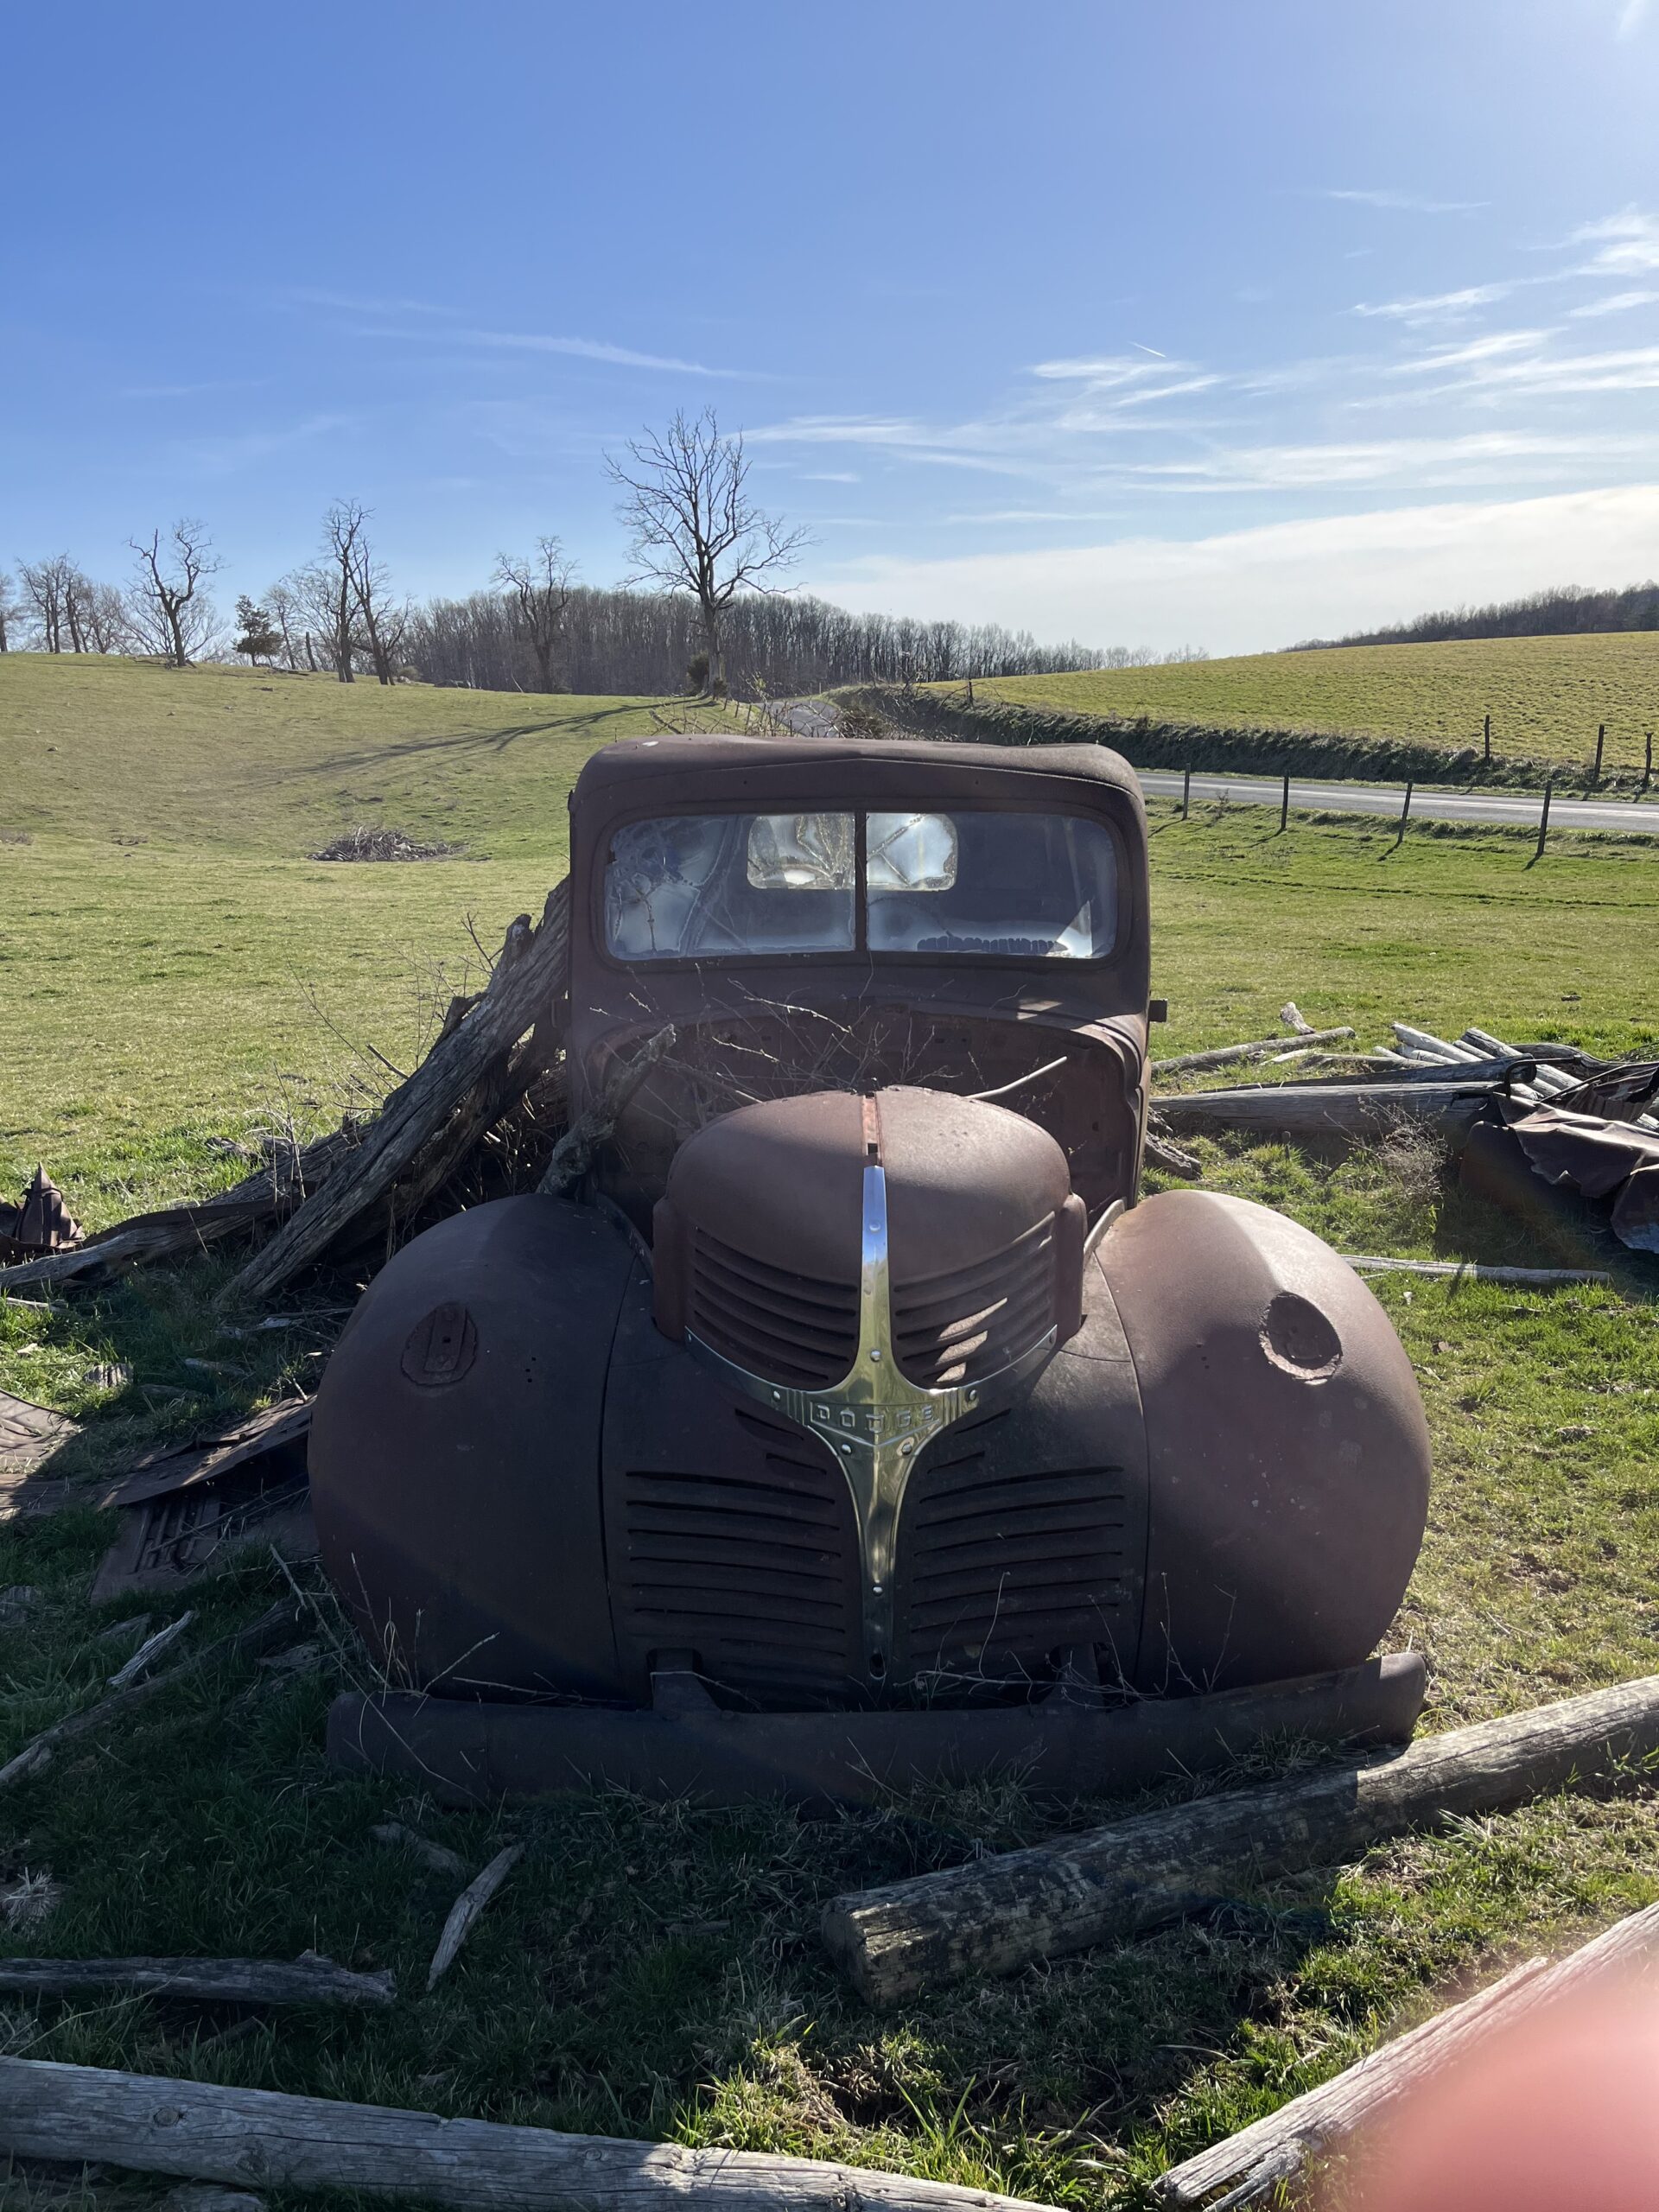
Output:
(425, 1844), (523, 1990)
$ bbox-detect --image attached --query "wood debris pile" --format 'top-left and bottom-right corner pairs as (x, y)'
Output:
(1155, 1015), (1659, 1260)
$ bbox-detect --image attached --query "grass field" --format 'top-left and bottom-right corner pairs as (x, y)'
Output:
(976, 629), (1659, 775)
(2, 658), (1657, 2208)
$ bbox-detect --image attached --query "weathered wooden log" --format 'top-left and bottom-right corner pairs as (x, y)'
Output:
(820, 1673), (1659, 2007)
(1342, 1255), (1611, 1287)
(371, 1822), (468, 1880)
(1153, 1899), (1659, 2206)
(0, 2057), (1062, 2212)
(426, 1844), (521, 1990)
(106, 1611), (194, 1689)
(1144, 1128), (1202, 1179)
(1152, 1027), (1355, 1077)
(0, 1956), (393, 2008)
(1157, 1080), (1499, 1141)
(226, 885), (569, 1304)
(0, 1600), (297, 1795)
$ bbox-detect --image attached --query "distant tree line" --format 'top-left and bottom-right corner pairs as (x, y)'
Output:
(2, 407), (1205, 692)
(1294, 578), (1659, 651)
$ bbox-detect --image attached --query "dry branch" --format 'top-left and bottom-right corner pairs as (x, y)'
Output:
(0, 1956), (393, 2008)
(820, 1672), (1659, 2006)
(0, 2057), (1061, 2212)
(371, 1822), (468, 1880)
(1153, 1899), (1659, 2207)
(106, 1611), (194, 1689)
(426, 1844), (522, 1989)
(226, 885), (569, 1303)
(0, 1601), (296, 1795)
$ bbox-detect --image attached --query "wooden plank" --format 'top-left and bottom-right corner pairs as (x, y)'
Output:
(426, 1846), (521, 1990)
(1156, 1081), (1500, 1141)
(225, 883), (569, 1304)
(1342, 1255), (1612, 1287)
(820, 1673), (1659, 2007)
(0, 1956), (393, 2008)
(0, 2057), (1061, 2212)
(1153, 1900), (1659, 2206)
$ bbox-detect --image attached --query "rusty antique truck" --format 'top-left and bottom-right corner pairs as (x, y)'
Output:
(314, 732), (1431, 1802)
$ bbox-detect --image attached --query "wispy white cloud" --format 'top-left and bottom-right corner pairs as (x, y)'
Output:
(1320, 188), (1486, 214)
(802, 469), (860, 482)
(286, 288), (449, 317)
(1387, 329), (1550, 374)
(1568, 289), (1659, 317)
(1028, 353), (1193, 385)
(439, 327), (751, 377)
(1571, 207), (1659, 276)
(1353, 283), (1512, 325)
(1617, 0), (1650, 39)
(1117, 429), (1650, 493)
(164, 413), (353, 476)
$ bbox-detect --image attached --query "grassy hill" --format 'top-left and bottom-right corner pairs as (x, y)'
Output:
(975, 629), (1659, 775)
(0, 656), (715, 1211)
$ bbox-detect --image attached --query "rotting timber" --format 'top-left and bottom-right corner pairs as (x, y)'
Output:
(296, 732), (1434, 1804)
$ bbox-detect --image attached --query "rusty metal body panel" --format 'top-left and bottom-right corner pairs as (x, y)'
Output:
(310, 731), (1433, 1797)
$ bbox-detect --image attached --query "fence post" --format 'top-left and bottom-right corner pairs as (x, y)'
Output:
(1182, 766), (1192, 819)
(1593, 723), (1605, 786)
(1484, 711), (1491, 764)
(1395, 779), (1414, 847)
(1535, 777), (1554, 862)
(1280, 771), (1290, 833)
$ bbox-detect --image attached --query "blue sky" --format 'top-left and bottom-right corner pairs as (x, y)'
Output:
(4, 0), (1659, 656)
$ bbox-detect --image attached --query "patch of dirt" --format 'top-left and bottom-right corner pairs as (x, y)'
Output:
(310, 825), (464, 862)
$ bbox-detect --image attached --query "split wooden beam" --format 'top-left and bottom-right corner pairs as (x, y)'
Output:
(0, 2056), (1062, 2212)
(1153, 1899), (1659, 2207)
(1343, 1255), (1612, 1287)
(0, 1132), (352, 1294)
(820, 1672), (1659, 2007)
(225, 883), (569, 1305)
(0, 1956), (393, 2008)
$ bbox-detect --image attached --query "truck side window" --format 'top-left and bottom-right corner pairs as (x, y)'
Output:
(867, 811), (1117, 958)
(606, 813), (856, 959)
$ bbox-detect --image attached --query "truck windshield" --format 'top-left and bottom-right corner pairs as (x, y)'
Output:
(605, 810), (1117, 962)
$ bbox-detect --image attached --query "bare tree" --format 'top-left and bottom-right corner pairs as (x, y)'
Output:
(0, 569), (19, 652)
(607, 410), (809, 693)
(494, 537), (577, 691)
(126, 520), (223, 665)
(83, 582), (133, 654)
(16, 556), (77, 652)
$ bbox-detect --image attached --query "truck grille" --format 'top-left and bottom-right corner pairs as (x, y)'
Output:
(614, 1413), (861, 1707)
(688, 1229), (860, 1389)
(897, 1440), (1135, 1691)
(893, 1217), (1058, 1389)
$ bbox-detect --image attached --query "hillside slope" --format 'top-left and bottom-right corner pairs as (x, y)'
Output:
(976, 630), (1659, 772)
(0, 653), (678, 857)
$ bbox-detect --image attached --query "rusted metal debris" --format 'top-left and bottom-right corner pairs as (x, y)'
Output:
(0, 1167), (81, 1264)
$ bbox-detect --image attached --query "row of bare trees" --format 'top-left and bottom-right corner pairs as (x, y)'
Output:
(0, 524), (222, 665)
(5, 409), (1205, 691)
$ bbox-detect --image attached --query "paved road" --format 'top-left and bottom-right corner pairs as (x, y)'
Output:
(1139, 770), (1659, 837)
(768, 701), (1659, 836)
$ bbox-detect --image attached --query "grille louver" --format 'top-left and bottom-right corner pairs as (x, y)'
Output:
(897, 1446), (1135, 1691)
(893, 1216), (1058, 1388)
(688, 1229), (860, 1389)
(615, 1414), (861, 1706)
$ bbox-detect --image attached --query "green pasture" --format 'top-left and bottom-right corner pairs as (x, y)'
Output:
(1, 658), (1657, 2207)
(977, 628), (1659, 774)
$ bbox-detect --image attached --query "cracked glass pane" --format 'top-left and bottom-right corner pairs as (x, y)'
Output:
(607, 814), (855, 959)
